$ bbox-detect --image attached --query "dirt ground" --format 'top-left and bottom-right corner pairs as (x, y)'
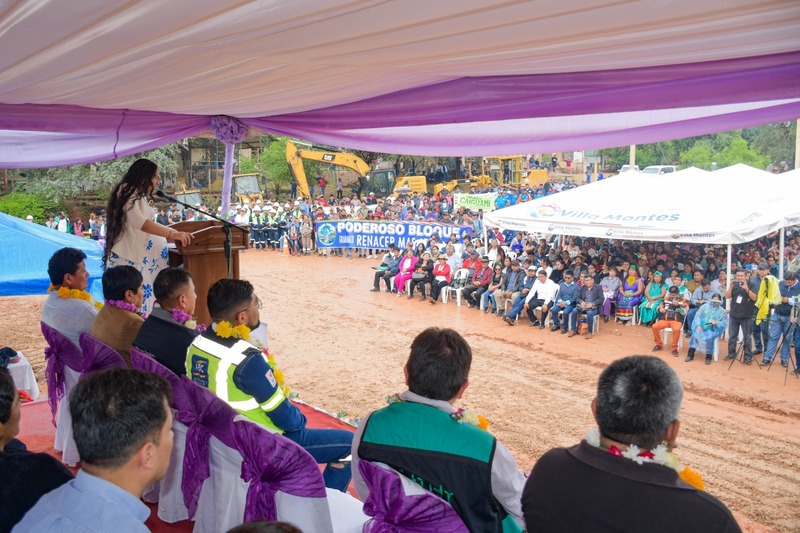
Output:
(3, 250), (799, 532)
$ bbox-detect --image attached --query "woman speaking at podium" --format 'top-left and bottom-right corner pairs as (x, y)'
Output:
(103, 158), (192, 314)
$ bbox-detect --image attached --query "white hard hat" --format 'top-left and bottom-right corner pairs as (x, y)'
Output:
(277, 207), (284, 213)
(253, 206), (261, 212)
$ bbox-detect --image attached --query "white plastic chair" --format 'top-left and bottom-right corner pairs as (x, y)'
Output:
(507, 251), (517, 261)
(444, 269), (470, 305)
(660, 327), (685, 350)
(534, 287), (559, 326)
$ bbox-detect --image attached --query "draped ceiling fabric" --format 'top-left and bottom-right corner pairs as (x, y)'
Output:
(1, 0), (800, 166)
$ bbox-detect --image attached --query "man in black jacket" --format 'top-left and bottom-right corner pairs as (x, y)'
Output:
(133, 267), (200, 375)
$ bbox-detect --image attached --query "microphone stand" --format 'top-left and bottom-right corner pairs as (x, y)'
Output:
(155, 190), (249, 279)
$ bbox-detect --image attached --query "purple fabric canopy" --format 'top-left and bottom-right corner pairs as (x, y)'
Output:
(2, 52), (800, 164)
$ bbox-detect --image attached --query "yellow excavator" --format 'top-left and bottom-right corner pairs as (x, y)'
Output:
(286, 140), (427, 198)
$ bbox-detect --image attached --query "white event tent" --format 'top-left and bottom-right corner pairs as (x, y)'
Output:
(484, 165), (795, 245)
(484, 164), (799, 277)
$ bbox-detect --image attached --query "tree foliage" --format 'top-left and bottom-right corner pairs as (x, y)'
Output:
(0, 192), (61, 223)
(14, 144), (183, 203)
(600, 125), (790, 171)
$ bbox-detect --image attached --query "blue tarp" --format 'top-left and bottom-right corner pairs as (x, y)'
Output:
(0, 212), (104, 296)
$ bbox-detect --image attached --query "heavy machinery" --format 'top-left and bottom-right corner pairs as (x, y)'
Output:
(286, 140), (427, 198)
(174, 173), (264, 206)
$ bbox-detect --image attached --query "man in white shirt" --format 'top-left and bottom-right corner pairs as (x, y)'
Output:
(41, 248), (100, 348)
(524, 270), (558, 329)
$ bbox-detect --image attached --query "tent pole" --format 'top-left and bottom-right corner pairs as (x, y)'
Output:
(726, 243), (732, 312)
(779, 228), (785, 280)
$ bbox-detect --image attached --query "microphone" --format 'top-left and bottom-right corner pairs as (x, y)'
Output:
(155, 190), (177, 203)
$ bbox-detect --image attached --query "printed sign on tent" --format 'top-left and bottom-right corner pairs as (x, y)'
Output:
(453, 193), (497, 212)
(316, 220), (472, 250)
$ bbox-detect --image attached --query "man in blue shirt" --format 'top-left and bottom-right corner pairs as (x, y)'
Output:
(762, 271), (800, 368)
(550, 270), (579, 333)
(14, 369), (173, 533)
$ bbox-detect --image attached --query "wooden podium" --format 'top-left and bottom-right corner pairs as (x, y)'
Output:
(168, 220), (250, 325)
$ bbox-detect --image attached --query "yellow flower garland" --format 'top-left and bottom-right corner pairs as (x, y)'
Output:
(49, 285), (104, 310)
(211, 321), (290, 396)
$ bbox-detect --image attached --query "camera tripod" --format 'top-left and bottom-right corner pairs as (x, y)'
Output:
(760, 319), (799, 385)
(725, 328), (766, 371)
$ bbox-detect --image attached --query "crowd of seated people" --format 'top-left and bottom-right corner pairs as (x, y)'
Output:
(367, 227), (800, 369)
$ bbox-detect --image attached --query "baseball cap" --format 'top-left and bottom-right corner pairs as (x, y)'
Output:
(527, 265), (536, 271)
(668, 286), (679, 293)
(758, 262), (768, 270)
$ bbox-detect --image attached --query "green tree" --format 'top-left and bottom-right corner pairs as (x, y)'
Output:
(16, 143), (183, 202)
(713, 137), (770, 169)
(679, 142), (713, 169)
(0, 192), (61, 223)
(261, 137), (294, 197)
(747, 122), (796, 170)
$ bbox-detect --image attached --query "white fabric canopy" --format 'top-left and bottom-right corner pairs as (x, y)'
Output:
(483, 165), (796, 245)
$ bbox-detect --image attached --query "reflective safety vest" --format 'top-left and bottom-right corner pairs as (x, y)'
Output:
(186, 335), (285, 434)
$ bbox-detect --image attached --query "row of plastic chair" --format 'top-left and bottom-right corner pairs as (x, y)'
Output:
(41, 322), (127, 465)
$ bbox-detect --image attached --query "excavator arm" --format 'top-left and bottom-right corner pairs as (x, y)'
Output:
(286, 140), (371, 198)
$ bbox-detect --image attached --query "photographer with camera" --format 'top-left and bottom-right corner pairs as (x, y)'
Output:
(761, 271), (800, 369)
(651, 286), (689, 356)
(724, 269), (757, 364)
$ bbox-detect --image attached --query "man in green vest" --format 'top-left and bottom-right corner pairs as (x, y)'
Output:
(353, 328), (525, 532)
(186, 278), (353, 491)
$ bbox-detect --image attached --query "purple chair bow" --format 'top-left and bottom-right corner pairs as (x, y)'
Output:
(78, 332), (127, 378)
(234, 419), (327, 522)
(41, 322), (83, 426)
(179, 378), (238, 519)
(130, 347), (191, 412)
(359, 461), (468, 533)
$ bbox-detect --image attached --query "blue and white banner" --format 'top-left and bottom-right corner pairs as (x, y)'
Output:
(316, 220), (473, 249)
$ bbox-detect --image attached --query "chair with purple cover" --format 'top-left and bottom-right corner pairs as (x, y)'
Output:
(131, 346), (193, 522)
(78, 332), (127, 378)
(41, 321), (84, 466)
(179, 377), (243, 533)
(359, 460), (469, 533)
(184, 379), (364, 533)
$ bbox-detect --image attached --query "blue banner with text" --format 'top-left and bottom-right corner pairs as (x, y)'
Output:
(315, 220), (473, 249)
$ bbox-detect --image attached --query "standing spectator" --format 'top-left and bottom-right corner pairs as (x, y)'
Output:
(104, 159), (192, 314)
(45, 215), (56, 229)
(56, 211), (68, 232)
(760, 271), (800, 368)
(72, 217), (84, 237)
(724, 269), (757, 364)
(336, 176), (343, 199)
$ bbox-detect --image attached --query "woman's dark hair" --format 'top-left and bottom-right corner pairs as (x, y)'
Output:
(102, 265), (143, 301)
(0, 367), (15, 424)
(104, 158), (158, 266)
